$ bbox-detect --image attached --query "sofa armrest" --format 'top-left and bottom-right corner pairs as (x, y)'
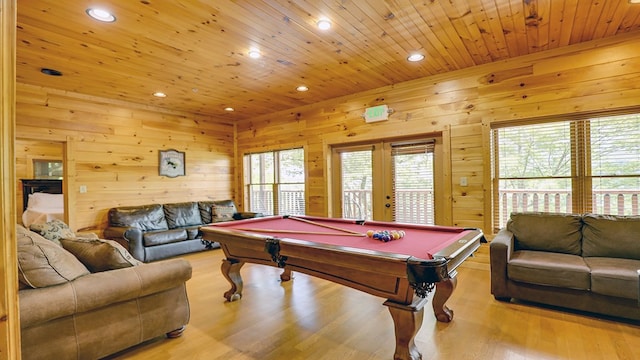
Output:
(491, 228), (514, 259)
(19, 258), (192, 328)
(104, 226), (144, 261)
(489, 228), (515, 299)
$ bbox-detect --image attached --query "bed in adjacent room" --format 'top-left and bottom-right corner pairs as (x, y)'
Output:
(21, 179), (64, 228)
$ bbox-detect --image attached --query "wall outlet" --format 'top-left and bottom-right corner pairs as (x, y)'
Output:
(460, 177), (468, 187)
(79, 185), (87, 193)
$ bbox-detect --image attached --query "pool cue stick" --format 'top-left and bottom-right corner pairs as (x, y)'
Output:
(287, 216), (363, 235)
(233, 228), (366, 237)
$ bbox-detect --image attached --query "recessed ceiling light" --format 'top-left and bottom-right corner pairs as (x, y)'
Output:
(296, 85), (309, 92)
(224, 107), (235, 112)
(407, 53), (425, 62)
(153, 92), (167, 98)
(40, 68), (63, 76)
(317, 19), (331, 30)
(248, 50), (261, 59)
(86, 8), (116, 22)
(629, 0), (640, 3)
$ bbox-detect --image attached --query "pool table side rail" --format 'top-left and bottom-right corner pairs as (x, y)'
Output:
(432, 229), (483, 274)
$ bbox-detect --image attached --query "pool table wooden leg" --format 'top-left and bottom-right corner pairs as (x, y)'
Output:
(221, 259), (244, 302)
(280, 267), (292, 281)
(432, 275), (457, 322)
(384, 297), (428, 360)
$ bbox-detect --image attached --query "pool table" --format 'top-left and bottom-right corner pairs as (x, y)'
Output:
(201, 215), (484, 360)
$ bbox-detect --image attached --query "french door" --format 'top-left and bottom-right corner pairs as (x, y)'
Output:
(331, 138), (443, 224)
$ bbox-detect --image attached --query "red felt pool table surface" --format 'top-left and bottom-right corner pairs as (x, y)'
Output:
(209, 215), (475, 260)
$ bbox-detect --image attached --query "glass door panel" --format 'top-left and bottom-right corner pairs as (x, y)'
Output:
(392, 143), (435, 224)
(339, 150), (373, 220)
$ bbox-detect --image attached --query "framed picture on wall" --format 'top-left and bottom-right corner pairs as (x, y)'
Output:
(159, 149), (185, 178)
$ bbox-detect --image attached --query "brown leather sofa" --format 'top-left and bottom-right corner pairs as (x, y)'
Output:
(490, 212), (640, 321)
(104, 200), (261, 262)
(17, 225), (192, 360)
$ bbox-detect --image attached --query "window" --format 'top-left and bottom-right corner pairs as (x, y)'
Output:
(588, 116), (640, 215)
(33, 159), (63, 179)
(244, 148), (305, 216)
(492, 113), (640, 230)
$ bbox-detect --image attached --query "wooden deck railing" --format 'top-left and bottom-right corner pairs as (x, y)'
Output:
(251, 189), (639, 227)
(249, 190), (305, 216)
(498, 189), (639, 227)
(342, 189), (435, 223)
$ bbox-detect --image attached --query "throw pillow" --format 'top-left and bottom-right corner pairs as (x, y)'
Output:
(60, 237), (142, 272)
(17, 227), (90, 288)
(211, 204), (236, 223)
(29, 219), (75, 245)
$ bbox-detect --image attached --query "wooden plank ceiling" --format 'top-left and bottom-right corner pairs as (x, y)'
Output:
(16, 0), (640, 120)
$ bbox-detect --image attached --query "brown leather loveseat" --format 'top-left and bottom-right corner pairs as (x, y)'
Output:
(490, 212), (640, 321)
(104, 200), (261, 262)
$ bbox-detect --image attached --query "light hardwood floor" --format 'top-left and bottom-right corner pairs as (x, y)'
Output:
(106, 245), (640, 360)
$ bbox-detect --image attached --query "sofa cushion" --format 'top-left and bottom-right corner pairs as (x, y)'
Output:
(143, 228), (188, 247)
(29, 219), (75, 246)
(582, 213), (640, 259)
(584, 257), (640, 300)
(507, 250), (591, 290)
(60, 237), (142, 272)
(198, 201), (215, 224)
(108, 204), (169, 231)
(163, 202), (202, 229)
(17, 226), (90, 288)
(507, 212), (583, 255)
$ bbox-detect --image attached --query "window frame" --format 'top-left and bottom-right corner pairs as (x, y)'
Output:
(243, 147), (306, 216)
(491, 112), (640, 232)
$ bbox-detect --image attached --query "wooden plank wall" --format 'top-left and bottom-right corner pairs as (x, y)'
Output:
(236, 32), (640, 233)
(16, 84), (235, 232)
